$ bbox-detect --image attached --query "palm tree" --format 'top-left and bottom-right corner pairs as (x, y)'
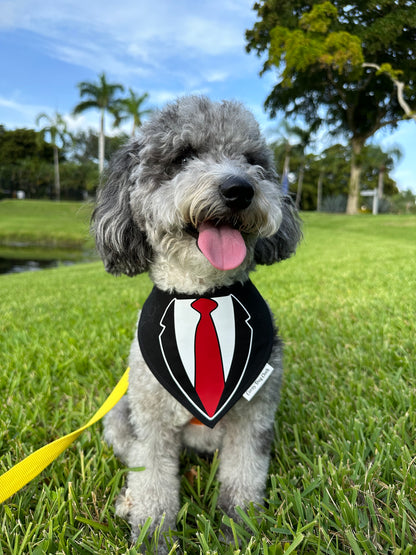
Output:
(361, 144), (402, 213)
(314, 145), (350, 212)
(73, 72), (124, 173)
(283, 122), (318, 209)
(364, 144), (402, 199)
(36, 112), (70, 201)
(269, 123), (295, 195)
(115, 89), (152, 136)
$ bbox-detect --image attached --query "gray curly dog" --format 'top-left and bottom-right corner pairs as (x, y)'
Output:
(92, 96), (301, 546)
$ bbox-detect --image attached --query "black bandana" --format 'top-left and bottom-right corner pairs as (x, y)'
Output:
(137, 280), (275, 427)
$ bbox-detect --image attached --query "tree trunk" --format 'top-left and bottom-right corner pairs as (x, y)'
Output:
(53, 145), (60, 201)
(316, 171), (323, 212)
(295, 159), (305, 209)
(372, 166), (385, 215)
(346, 138), (364, 215)
(377, 167), (385, 199)
(99, 109), (105, 174)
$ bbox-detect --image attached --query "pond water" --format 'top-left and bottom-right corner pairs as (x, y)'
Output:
(0, 247), (97, 275)
(0, 257), (76, 275)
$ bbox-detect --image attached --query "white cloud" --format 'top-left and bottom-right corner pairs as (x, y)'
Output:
(0, 0), (264, 106)
(2, 0), (251, 59)
(0, 96), (50, 128)
(205, 71), (229, 83)
(0, 94), (101, 132)
(147, 90), (182, 106)
(178, 13), (245, 55)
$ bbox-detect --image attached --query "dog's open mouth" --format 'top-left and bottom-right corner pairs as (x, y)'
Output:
(186, 221), (247, 271)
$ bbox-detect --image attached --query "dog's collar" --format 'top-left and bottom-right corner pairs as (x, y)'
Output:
(137, 280), (275, 427)
(146, 281), (254, 300)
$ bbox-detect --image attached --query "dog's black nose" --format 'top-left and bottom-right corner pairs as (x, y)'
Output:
(219, 177), (254, 210)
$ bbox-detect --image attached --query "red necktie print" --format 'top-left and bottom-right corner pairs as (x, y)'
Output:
(191, 298), (225, 417)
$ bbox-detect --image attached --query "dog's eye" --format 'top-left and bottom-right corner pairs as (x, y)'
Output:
(244, 153), (258, 166)
(172, 147), (197, 167)
(244, 152), (268, 168)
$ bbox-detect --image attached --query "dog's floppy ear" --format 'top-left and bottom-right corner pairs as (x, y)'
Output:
(91, 142), (152, 276)
(254, 196), (302, 265)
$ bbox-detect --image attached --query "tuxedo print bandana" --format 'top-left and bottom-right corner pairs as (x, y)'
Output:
(138, 280), (275, 427)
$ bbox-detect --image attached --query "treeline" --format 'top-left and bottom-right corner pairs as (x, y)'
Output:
(0, 126), (127, 200)
(0, 123), (413, 212)
(0, 73), (150, 201)
(271, 139), (410, 213)
(0, 64), (414, 212)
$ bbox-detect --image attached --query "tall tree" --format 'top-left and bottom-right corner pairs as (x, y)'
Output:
(0, 127), (54, 198)
(286, 123), (317, 209)
(270, 122), (295, 195)
(35, 112), (70, 201)
(272, 120), (317, 207)
(246, 0), (416, 214)
(290, 142), (400, 211)
(70, 129), (129, 165)
(114, 89), (152, 136)
(360, 144), (402, 200)
(73, 72), (124, 173)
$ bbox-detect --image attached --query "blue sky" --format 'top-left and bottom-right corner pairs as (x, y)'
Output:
(1, 0), (415, 192)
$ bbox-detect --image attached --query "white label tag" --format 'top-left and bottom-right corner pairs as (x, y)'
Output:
(243, 363), (274, 401)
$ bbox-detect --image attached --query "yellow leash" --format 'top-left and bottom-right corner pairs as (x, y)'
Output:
(0, 368), (129, 504)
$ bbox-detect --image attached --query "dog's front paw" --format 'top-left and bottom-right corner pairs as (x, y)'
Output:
(114, 486), (134, 519)
(218, 484), (257, 516)
(218, 483), (265, 528)
(115, 486), (177, 551)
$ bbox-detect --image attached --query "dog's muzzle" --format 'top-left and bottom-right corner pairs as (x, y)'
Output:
(184, 177), (256, 272)
(219, 176), (254, 211)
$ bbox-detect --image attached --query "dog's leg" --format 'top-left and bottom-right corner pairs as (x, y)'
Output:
(216, 368), (282, 520)
(217, 418), (274, 519)
(114, 412), (182, 546)
(107, 342), (189, 548)
(103, 396), (135, 464)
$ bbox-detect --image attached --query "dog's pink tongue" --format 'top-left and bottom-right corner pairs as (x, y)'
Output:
(197, 222), (246, 271)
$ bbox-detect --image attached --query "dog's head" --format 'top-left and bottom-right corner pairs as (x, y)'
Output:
(92, 96), (301, 289)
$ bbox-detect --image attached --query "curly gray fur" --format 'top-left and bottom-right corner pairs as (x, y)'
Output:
(92, 96), (301, 548)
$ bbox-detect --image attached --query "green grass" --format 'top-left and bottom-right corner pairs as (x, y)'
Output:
(0, 200), (93, 249)
(1, 213), (415, 554)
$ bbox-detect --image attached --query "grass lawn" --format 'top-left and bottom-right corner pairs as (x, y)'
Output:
(0, 213), (415, 554)
(0, 200), (93, 249)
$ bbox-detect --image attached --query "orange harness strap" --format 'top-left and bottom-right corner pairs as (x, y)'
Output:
(189, 416), (205, 426)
